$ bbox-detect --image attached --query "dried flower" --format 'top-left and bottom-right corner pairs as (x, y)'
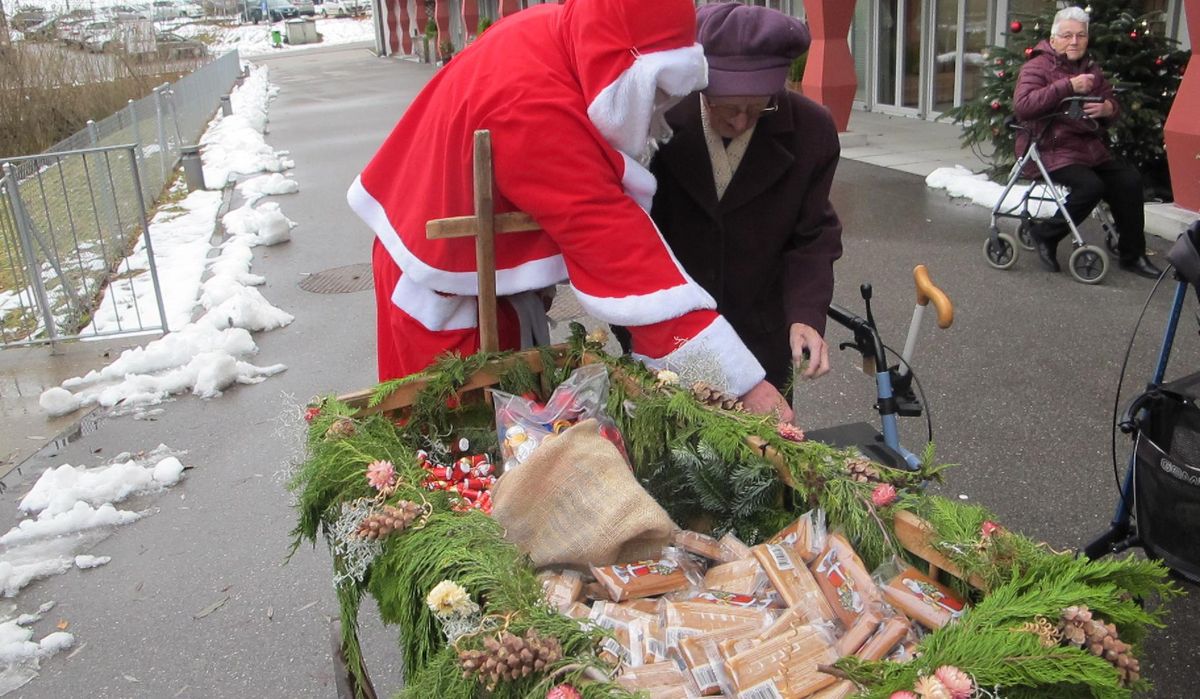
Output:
(914, 676), (952, 699)
(546, 685), (583, 699)
(981, 520), (1001, 538)
(889, 693), (919, 699)
(426, 580), (473, 617)
(303, 405), (321, 423)
(933, 666), (974, 699)
(366, 460), (397, 492)
(324, 417), (357, 440)
(586, 328), (609, 345)
(872, 483), (898, 507)
(655, 369), (680, 386)
(776, 422), (806, 442)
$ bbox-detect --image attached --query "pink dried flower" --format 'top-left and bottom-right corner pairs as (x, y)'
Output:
(546, 685), (582, 699)
(776, 422), (806, 442)
(934, 665), (975, 699)
(366, 460), (397, 492)
(303, 406), (321, 423)
(914, 676), (952, 699)
(889, 693), (919, 699)
(872, 483), (898, 507)
(981, 520), (1001, 538)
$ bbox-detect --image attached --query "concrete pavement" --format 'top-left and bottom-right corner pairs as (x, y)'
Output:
(1, 41), (1199, 696)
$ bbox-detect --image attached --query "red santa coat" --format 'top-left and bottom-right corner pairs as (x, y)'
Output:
(349, 0), (766, 396)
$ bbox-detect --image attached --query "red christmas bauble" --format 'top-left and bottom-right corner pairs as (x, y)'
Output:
(1010, 20), (1023, 33)
(990, 100), (1002, 111)
(1024, 47), (1034, 57)
(1130, 30), (1138, 38)
(1156, 57), (1165, 66)
(997, 70), (1006, 79)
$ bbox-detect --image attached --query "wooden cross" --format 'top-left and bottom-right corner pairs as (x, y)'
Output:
(424, 130), (539, 352)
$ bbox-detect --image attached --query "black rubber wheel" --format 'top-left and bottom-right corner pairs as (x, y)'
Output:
(1069, 245), (1109, 284)
(984, 233), (1018, 270)
(1016, 219), (1036, 251)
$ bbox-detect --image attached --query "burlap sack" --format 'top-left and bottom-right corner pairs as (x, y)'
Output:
(491, 418), (677, 569)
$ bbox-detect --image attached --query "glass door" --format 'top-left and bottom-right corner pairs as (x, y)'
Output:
(930, 0), (993, 115)
(875, 0), (926, 113)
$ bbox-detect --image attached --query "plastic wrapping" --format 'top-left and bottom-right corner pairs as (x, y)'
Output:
(766, 509), (827, 564)
(703, 557), (770, 596)
(808, 532), (883, 627)
(716, 624), (839, 698)
(873, 558), (966, 630)
(539, 569), (584, 612)
(591, 557), (691, 602)
(672, 623), (762, 695)
(751, 543), (838, 624)
(717, 532), (752, 562)
(673, 529), (728, 562)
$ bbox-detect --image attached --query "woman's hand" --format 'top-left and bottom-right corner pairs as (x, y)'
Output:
(740, 380), (794, 423)
(1083, 99), (1114, 119)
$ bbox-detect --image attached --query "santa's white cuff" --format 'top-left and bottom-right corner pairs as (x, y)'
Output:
(633, 315), (765, 397)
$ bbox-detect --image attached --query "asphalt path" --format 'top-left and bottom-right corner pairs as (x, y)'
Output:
(3, 41), (1197, 697)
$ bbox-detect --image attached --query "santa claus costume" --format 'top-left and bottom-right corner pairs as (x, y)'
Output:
(348, 0), (766, 398)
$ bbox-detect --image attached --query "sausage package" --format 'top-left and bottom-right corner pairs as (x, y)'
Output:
(591, 557), (690, 601)
(751, 542), (837, 624)
(808, 533), (883, 627)
(874, 559), (966, 630)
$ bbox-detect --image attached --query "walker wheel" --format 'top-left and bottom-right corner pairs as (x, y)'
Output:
(1016, 220), (1036, 251)
(984, 233), (1018, 270)
(1068, 244), (1109, 284)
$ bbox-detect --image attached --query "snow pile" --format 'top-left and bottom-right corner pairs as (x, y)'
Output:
(925, 165), (1061, 218)
(0, 601), (72, 695)
(200, 65), (293, 188)
(192, 17), (376, 58)
(0, 447), (187, 598)
(40, 60), (294, 418)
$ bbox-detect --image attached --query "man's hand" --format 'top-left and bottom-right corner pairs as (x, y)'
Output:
(789, 323), (830, 379)
(1083, 99), (1114, 119)
(1069, 74), (1095, 94)
(740, 380), (794, 423)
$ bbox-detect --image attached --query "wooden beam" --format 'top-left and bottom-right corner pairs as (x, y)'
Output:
(425, 211), (540, 239)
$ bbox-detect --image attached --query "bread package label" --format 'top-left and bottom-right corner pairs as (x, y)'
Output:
(692, 590), (774, 610)
(880, 564), (965, 630)
(809, 534), (881, 626)
(591, 558), (689, 601)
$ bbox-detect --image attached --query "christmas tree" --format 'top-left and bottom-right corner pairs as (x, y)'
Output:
(943, 1), (1189, 200)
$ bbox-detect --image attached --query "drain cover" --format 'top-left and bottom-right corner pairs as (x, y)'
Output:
(299, 263), (374, 294)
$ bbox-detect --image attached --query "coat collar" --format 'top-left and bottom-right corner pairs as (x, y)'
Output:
(658, 93), (796, 215)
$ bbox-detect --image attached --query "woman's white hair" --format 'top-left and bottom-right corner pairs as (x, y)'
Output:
(1053, 6), (1090, 35)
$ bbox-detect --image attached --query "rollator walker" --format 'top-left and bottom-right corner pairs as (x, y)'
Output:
(983, 95), (1120, 284)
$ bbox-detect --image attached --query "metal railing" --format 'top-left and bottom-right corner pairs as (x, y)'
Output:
(0, 49), (241, 347)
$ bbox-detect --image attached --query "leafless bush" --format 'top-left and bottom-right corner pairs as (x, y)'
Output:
(0, 41), (199, 157)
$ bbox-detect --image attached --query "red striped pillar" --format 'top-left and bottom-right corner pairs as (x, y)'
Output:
(800, 0), (857, 132)
(435, 0), (451, 57)
(1164, 0), (1200, 211)
(498, 0), (519, 17)
(397, 0), (411, 54)
(461, 0), (479, 41)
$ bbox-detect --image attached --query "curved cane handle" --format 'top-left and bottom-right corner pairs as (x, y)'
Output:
(914, 265), (954, 329)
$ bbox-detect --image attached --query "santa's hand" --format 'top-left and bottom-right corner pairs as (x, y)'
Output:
(790, 323), (830, 379)
(740, 380), (794, 423)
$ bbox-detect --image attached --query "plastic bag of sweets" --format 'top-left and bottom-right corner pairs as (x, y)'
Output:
(702, 557), (770, 596)
(751, 542), (838, 624)
(672, 623), (762, 695)
(766, 509), (827, 564)
(808, 532), (883, 627)
(538, 569), (583, 612)
(716, 624), (839, 699)
(855, 615), (914, 661)
(616, 661), (704, 698)
(491, 364), (626, 470)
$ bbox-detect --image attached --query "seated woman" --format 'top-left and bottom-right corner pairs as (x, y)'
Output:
(1014, 6), (1160, 279)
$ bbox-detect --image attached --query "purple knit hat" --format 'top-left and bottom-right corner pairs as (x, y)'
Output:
(696, 2), (811, 97)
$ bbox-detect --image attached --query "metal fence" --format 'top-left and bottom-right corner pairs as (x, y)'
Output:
(0, 49), (241, 347)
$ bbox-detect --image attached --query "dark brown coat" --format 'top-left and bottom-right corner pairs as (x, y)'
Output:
(649, 91), (843, 388)
(1014, 40), (1118, 176)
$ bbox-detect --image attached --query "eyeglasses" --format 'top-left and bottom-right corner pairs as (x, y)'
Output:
(705, 96), (779, 120)
(1055, 31), (1089, 41)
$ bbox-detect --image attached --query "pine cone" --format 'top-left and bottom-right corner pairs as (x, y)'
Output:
(844, 456), (883, 483)
(690, 381), (745, 412)
(324, 417), (357, 440)
(457, 629), (562, 689)
(355, 501), (424, 539)
(1057, 605), (1140, 686)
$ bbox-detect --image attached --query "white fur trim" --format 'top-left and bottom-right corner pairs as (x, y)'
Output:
(391, 273), (478, 331)
(633, 315), (765, 397)
(620, 154), (657, 211)
(588, 44), (708, 161)
(348, 176), (569, 296)
(572, 280), (715, 327)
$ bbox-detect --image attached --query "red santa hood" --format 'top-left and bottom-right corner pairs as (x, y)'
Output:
(561, 0), (708, 166)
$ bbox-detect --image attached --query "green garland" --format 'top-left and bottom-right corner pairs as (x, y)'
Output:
(288, 327), (1180, 698)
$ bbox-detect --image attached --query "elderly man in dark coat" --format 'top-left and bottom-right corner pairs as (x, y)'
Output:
(637, 2), (843, 394)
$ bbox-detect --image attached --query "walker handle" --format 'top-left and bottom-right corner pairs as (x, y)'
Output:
(914, 265), (954, 329)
